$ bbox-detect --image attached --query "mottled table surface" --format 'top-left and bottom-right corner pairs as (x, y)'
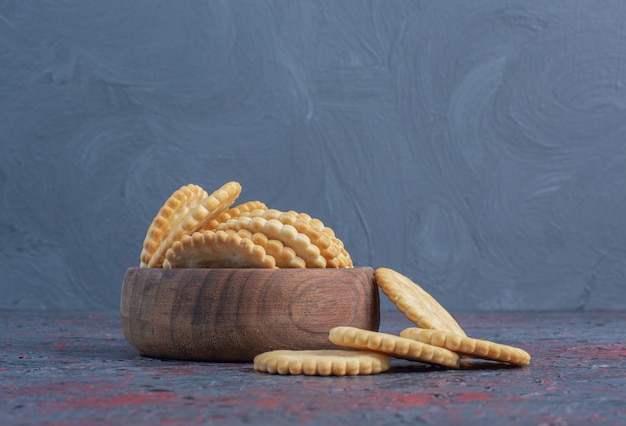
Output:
(1, 309), (624, 425)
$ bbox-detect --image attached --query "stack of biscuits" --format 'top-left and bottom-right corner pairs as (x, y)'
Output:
(139, 181), (531, 376)
(140, 181), (352, 270)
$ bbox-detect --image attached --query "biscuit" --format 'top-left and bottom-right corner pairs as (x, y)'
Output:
(246, 231), (306, 268)
(248, 209), (339, 259)
(374, 268), (466, 336)
(253, 350), (391, 376)
(215, 215), (327, 268)
(238, 209), (350, 267)
(202, 200), (268, 230)
(326, 237), (353, 268)
(400, 328), (531, 367)
(275, 211), (334, 253)
(163, 229), (276, 268)
(139, 184), (208, 267)
(148, 181), (242, 268)
(329, 326), (460, 368)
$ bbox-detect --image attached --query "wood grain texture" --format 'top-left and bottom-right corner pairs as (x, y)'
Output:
(120, 267), (379, 362)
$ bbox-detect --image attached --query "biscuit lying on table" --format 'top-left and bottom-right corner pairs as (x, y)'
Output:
(253, 349), (391, 376)
(329, 326), (461, 369)
(400, 328), (531, 367)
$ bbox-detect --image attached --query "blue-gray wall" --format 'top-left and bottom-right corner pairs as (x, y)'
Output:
(2, 1), (625, 311)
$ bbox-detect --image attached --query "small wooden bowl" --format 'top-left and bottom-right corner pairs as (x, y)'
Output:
(120, 267), (380, 362)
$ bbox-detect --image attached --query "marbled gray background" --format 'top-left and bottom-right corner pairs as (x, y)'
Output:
(1, 1), (625, 312)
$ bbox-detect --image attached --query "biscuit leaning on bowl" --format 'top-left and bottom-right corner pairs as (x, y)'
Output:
(375, 267), (466, 336)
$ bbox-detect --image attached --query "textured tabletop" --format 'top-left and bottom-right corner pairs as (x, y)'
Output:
(1, 309), (624, 425)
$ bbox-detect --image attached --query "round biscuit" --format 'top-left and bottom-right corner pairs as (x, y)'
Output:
(215, 215), (327, 268)
(163, 229), (276, 268)
(329, 326), (460, 369)
(248, 231), (306, 268)
(235, 209), (351, 268)
(148, 181), (242, 268)
(374, 268), (466, 336)
(140, 184), (208, 267)
(400, 328), (531, 367)
(253, 350), (391, 376)
(202, 200), (268, 230)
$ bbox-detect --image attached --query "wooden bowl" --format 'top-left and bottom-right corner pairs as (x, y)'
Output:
(120, 267), (380, 362)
